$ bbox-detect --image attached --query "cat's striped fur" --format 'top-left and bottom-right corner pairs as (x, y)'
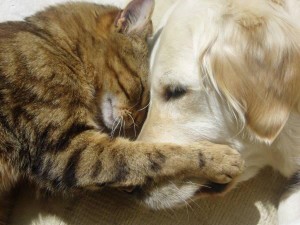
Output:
(0, 0), (243, 223)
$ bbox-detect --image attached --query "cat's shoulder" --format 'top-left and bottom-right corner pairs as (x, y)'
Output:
(27, 2), (117, 22)
(0, 21), (33, 39)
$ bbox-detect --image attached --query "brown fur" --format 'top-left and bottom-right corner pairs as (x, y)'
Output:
(0, 1), (244, 222)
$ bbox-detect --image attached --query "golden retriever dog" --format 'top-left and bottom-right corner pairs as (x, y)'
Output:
(137, 0), (300, 224)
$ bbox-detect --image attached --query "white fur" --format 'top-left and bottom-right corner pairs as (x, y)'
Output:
(101, 93), (119, 130)
(31, 215), (68, 225)
(138, 0), (300, 223)
(279, 189), (300, 225)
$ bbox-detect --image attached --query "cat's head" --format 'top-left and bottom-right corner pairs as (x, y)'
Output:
(97, 0), (154, 137)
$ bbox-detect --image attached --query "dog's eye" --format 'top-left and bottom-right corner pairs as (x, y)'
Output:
(164, 86), (187, 101)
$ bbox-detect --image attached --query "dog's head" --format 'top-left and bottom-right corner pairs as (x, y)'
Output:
(137, 0), (300, 209)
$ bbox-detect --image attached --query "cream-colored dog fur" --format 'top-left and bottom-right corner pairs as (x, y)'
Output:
(138, 0), (300, 224)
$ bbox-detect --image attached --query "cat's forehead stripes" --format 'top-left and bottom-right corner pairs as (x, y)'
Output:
(96, 10), (120, 37)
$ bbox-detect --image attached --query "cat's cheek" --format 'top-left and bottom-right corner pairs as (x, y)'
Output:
(101, 93), (118, 130)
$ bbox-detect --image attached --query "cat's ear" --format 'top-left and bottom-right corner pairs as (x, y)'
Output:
(114, 0), (154, 35)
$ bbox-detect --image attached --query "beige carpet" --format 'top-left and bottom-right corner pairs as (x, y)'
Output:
(10, 168), (286, 225)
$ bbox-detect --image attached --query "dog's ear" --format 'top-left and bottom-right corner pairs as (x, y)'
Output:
(114, 0), (154, 35)
(206, 14), (300, 143)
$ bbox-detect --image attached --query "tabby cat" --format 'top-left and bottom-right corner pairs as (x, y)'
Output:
(0, 0), (243, 223)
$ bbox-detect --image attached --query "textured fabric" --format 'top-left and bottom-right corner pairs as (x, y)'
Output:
(11, 168), (286, 225)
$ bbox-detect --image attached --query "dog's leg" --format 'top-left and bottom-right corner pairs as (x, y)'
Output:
(278, 172), (300, 225)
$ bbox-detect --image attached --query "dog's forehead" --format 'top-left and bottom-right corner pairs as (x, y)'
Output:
(150, 21), (199, 88)
(148, 0), (222, 89)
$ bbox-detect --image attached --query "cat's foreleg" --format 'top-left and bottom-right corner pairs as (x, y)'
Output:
(28, 131), (244, 191)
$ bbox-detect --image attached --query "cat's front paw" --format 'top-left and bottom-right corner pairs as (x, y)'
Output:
(191, 142), (244, 184)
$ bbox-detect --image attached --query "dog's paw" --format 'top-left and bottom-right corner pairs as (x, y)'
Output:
(193, 142), (244, 184)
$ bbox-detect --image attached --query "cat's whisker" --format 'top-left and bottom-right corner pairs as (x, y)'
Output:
(187, 196), (200, 209)
(111, 117), (122, 137)
(128, 114), (137, 138)
(127, 113), (137, 126)
(110, 125), (117, 138)
(129, 101), (140, 111)
(118, 117), (124, 137)
(169, 181), (193, 212)
(137, 103), (149, 112)
(182, 180), (211, 189)
(111, 117), (119, 131)
(110, 117), (122, 138)
(122, 118), (126, 137)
